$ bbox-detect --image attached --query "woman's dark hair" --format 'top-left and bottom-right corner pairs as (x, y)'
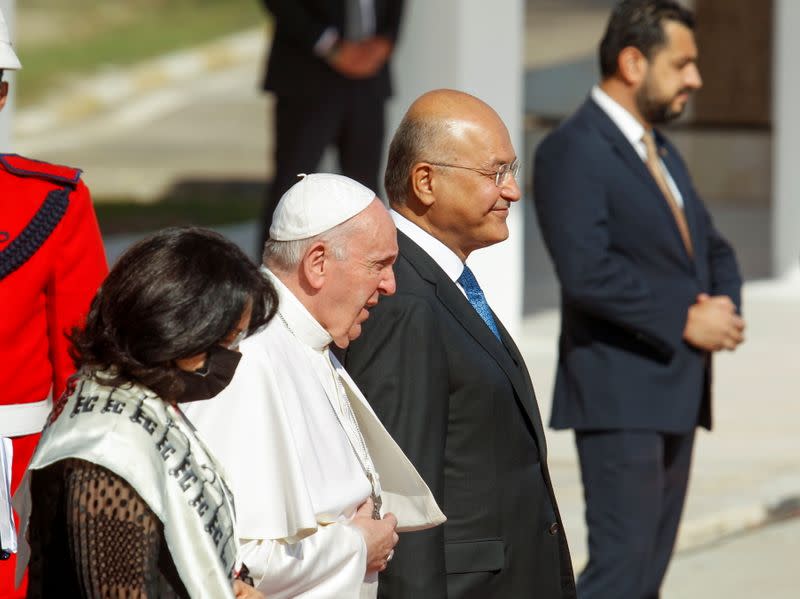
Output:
(599, 0), (695, 79)
(70, 227), (278, 400)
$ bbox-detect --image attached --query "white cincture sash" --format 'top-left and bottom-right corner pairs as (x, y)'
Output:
(13, 374), (239, 598)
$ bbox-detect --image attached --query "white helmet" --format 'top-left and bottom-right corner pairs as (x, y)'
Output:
(0, 8), (21, 71)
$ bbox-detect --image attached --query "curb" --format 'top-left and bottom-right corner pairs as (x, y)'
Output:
(675, 492), (800, 555)
(569, 489), (800, 571)
(14, 28), (266, 138)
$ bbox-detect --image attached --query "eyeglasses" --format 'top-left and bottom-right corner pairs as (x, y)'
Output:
(428, 158), (520, 187)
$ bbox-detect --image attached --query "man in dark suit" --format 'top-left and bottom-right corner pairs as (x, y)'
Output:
(258, 0), (404, 250)
(533, 2), (745, 597)
(341, 89), (576, 599)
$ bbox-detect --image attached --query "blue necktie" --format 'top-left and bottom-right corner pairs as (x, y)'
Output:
(457, 265), (501, 341)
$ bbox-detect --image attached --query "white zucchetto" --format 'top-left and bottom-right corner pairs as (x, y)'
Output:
(269, 173), (376, 241)
(0, 8), (22, 70)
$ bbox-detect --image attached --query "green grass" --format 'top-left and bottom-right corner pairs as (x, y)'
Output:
(15, 0), (264, 106)
(94, 184), (263, 234)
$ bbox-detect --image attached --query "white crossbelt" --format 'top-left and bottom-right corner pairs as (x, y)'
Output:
(0, 390), (53, 557)
(0, 391), (53, 438)
(1, 438), (16, 556)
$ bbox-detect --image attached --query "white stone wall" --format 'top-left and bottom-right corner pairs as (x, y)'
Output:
(387, 0), (525, 336)
(772, 0), (800, 278)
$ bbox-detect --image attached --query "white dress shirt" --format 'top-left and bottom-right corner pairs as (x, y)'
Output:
(391, 210), (471, 297)
(591, 85), (684, 207)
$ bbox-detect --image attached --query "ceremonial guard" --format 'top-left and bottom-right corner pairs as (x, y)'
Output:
(0, 10), (108, 597)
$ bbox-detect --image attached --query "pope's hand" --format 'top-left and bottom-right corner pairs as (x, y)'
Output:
(233, 579), (265, 599)
(352, 497), (399, 573)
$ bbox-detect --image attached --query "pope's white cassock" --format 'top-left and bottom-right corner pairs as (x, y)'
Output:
(184, 269), (444, 598)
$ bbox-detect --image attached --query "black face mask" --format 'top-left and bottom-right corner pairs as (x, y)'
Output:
(173, 345), (242, 403)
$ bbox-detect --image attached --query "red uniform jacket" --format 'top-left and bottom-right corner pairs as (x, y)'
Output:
(0, 155), (107, 598)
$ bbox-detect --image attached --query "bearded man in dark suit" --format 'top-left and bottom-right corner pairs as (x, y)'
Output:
(533, 2), (745, 597)
(341, 89), (576, 599)
(258, 0), (404, 250)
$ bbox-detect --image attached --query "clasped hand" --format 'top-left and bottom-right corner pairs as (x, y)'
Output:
(683, 293), (746, 352)
(329, 36), (393, 79)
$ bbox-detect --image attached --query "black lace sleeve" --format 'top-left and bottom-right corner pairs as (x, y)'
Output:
(63, 460), (181, 598)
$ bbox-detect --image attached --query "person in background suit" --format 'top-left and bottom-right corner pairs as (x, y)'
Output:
(533, 1), (745, 597)
(258, 0), (405, 251)
(341, 89), (576, 599)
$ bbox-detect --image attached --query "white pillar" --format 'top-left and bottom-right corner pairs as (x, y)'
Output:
(0, 0), (15, 151)
(388, 0), (525, 336)
(772, 0), (800, 278)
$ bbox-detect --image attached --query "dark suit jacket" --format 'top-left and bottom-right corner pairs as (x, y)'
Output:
(533, 97), (743, 433)
(342, 232), (576, 599)
(261, 0), (403, 98)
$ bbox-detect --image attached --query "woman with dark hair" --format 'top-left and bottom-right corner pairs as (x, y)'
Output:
(12, 227), (277, 599)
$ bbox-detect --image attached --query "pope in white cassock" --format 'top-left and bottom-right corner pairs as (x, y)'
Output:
(184, 173), (445, 598)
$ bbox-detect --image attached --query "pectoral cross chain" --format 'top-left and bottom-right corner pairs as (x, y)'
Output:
(367, 472), (382, 520)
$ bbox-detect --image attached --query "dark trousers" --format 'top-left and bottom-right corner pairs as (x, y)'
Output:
(575, 429), (695, 599)
(258, 87), (386, 253)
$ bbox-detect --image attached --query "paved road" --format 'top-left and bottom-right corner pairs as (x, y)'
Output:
(664, 517), (800, 598)
(16, 61), (272, 203)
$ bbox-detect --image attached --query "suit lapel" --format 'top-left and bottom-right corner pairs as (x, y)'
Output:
(398, 232), (547, 451)
(585, 99), (666, 202)
(493, 317), (549, 459)
(584, 99), (695, 267)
